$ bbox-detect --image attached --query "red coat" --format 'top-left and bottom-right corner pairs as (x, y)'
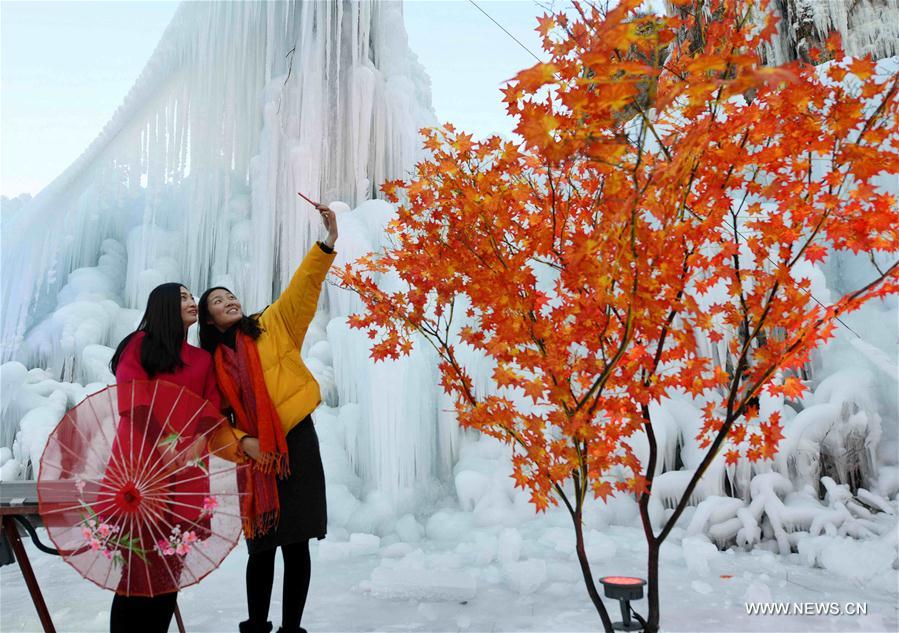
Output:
(115, 332), (223, 409)
(107, 333), (237, 595)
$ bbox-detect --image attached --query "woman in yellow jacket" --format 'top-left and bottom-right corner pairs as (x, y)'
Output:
(200, 204), (337, 633)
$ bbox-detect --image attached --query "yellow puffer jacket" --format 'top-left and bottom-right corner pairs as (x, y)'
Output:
(210, 244), (335, 461)
(256, 243), (336, 431)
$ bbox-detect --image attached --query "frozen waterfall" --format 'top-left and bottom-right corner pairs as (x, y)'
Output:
(1, 0), (443, 503)
(2, 0), (433, 360)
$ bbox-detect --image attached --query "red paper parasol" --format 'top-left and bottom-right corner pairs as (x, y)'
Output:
(38, 380), (244, 596)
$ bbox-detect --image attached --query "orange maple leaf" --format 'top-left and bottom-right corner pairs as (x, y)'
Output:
(804, 243), (828, 264)
(513, 63), (558, 93)
(781, 377), (806, 400)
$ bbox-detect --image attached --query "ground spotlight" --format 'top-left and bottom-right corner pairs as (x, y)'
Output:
(599, 576), (647, 631)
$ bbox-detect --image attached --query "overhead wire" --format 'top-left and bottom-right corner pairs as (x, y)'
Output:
(467, 0), (545, 63)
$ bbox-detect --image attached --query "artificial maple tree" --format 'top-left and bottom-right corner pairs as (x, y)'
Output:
(338, 0), (898, 630)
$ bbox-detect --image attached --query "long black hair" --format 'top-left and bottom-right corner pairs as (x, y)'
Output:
(197, 286), (263, 356)
(110, 282), (188, 377)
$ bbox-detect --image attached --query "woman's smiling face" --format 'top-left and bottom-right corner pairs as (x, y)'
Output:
(204, 288), (244, 330)
(180, 286), (198, 327)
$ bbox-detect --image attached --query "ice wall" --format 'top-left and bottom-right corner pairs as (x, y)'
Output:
(1, 0), (440, 498)
(2, 0), (434, 364)
(662, 0), (899, 63)
(767, 0), (899, 63)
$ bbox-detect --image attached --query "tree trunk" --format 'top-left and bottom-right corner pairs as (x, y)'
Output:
(644, 540), (661, 633)
(571, 508), (615, 633)
(637, 404), (661, 632)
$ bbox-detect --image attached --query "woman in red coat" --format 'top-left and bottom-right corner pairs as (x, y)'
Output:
(108, 282), (241, 633)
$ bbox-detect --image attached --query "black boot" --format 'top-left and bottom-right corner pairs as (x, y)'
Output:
(276, 627), (307, 633)
(239, 621), (273, 633)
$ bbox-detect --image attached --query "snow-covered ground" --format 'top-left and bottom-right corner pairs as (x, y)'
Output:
(2, 513), (897, 633)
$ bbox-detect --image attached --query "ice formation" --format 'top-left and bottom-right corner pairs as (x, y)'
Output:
(764, 0), (899, 63)
(1, 0), (438, 498)
(1, 1), (897, 579)
(2, 0), (434, 361)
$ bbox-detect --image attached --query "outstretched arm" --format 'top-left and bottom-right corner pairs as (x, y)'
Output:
(265, 204), (338, 349)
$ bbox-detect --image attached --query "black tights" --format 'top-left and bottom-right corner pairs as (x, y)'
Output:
(246, 541), (311, 629)
(110, 592), (177, 633)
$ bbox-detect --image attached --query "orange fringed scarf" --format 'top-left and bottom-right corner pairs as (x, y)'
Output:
(214, 330), (289, 538)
